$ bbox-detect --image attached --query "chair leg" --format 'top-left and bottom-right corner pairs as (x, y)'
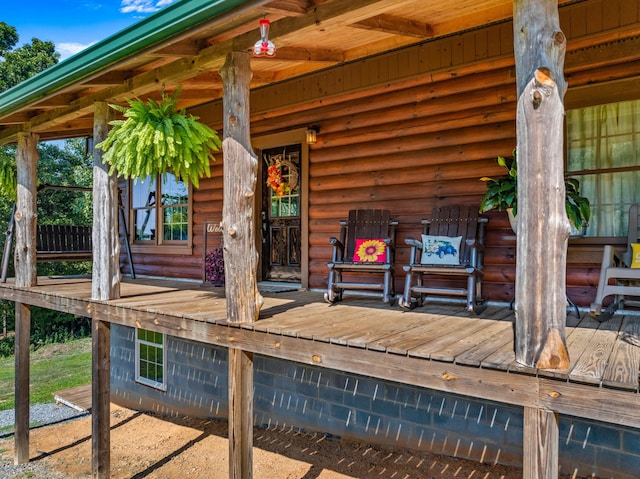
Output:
(469, 274), (487, 315)
(399, 269), (415, 309)
(382, 270), (395, 306)
(325, 268), (339, 303)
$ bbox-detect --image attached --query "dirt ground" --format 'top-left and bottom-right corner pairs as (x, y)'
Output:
(0, 404), (545, 478)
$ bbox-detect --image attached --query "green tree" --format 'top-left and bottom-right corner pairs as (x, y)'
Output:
(0, 21), (59, 93)
(0, 25), (92, 347)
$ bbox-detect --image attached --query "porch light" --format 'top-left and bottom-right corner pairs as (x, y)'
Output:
(306, 126), (319, 145)
(253, 18), (276, 57)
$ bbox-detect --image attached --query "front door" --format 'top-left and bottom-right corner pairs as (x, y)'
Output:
(261, 144), (302, 282)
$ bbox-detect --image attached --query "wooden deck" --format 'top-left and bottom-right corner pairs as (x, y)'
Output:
(2, 276), (640, 429)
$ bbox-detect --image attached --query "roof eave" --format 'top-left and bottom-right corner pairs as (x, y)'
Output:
(0, 0), (262, 119)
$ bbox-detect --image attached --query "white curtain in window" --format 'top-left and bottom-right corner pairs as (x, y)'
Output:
(567, 100), (640, 236)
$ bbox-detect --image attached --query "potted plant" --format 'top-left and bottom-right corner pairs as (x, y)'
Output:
(479, 149), (591, 233)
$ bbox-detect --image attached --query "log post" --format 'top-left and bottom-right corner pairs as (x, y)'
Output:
(513, 0), (569, 370)
(220, 51), (261, 479)
(91, 319), (111, 478)
(91, 102), (116, 478)
(92, 101), (120, 301)
(523, 407), (559, 478)
(13, 302), (30, 465)
(14, 131), (39, 288)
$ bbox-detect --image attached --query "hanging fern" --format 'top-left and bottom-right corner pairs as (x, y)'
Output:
(95, 89), (221, 188)
(0, 148), (17, 200)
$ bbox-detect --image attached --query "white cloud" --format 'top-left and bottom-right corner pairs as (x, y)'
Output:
(120, 0), (175, 14)
(57, 42), (95, 61)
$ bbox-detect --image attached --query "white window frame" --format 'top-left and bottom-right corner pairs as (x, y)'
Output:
(135, 328), (167, 391)
(129, 173), (193, 254)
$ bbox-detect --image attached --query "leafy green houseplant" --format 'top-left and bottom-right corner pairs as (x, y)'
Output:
(96, 89), (221, 187)
(479, 149), (591, 232)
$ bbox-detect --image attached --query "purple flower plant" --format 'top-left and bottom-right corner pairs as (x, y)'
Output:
(205, 247), (225, 286)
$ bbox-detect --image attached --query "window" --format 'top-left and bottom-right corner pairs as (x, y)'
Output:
(135, 328), (166, 390)
(566, 99), (640, 237)
(131, 173), (190, 245)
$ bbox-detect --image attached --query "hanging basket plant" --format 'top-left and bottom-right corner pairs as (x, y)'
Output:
(0, 147), (17, 200)
(95, 89), (221, 187)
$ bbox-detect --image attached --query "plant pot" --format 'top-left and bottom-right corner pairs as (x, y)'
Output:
(507, 208), (517, 233)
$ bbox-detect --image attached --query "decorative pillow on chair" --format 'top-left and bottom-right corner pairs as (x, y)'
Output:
(421, 235), (462, 265)
(353, 238), (387, 263)
(631, 243), (640, 268)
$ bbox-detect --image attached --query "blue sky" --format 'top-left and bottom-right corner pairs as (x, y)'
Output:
(3, 0), (176, 60)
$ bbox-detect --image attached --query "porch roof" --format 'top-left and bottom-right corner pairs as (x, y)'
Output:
(0, 0), (570, 144)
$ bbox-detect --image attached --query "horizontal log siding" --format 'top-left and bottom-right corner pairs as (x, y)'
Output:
(129, 0), (640, 307)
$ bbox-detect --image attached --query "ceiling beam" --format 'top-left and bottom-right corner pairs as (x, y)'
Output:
(261, 0), (310, 16)
(254, 46), (344, 62)
(349, 14), (433, 38)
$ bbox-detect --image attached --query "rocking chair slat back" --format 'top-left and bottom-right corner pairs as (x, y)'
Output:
(426, 205), (482, 267)
(344, 209), (392, 261)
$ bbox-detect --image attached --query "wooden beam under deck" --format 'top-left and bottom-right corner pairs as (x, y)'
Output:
(1, 277), (640, 430)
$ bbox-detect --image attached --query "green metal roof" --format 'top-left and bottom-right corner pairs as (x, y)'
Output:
(0, 0), (254, 119)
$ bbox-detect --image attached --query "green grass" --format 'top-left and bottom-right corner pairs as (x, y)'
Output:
(0, 337), (92, 411)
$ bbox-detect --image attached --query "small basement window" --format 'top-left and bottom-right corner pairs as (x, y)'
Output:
(135, 328), (166, 390)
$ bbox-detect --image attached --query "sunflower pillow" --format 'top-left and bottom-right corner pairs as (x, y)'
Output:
(353, 238), (387, 263)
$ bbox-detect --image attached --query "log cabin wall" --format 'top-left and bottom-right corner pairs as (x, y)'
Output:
(124, 0), (640, 307)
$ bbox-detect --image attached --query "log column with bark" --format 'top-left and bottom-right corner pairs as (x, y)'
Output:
(13, 131), (38, 465)
(92, 101), (120, 301)
(14, 131), (39, 288)
(220, 51), (262, 479)
(513, 0), (570, 371)
(91, 101), (116, 479)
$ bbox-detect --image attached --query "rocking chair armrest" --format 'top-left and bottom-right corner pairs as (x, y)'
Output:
(601, 244), (627, 269)
(404, 237), (422, 249)
(404, 237), (422, 265)
(328, 237), (345, 262)
(465, 238), (484, 253)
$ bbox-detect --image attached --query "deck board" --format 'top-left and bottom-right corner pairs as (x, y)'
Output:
(569, 316), (623, 385)
(602, 316), (640, 391)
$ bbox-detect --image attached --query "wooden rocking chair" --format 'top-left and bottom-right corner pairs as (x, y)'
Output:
(325, 209), (398, 304)
(590, 203), (640, 321)
(399, 205), (488, 314)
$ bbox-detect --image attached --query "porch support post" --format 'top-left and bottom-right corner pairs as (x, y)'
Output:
(220, 51), (261, 479)
(228, 348), (254, 478)
(13, 302), (30, 465)
(92, 101), (120, 301)
(523, 407), (559, 479)
(14, 131), (39, 288)
(513, 0), (570, 370)
(91, 319), (111, 478)
(91, 102), (116, 478)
